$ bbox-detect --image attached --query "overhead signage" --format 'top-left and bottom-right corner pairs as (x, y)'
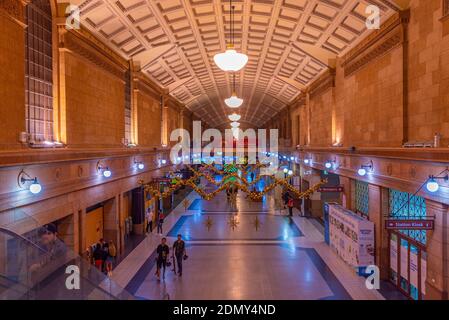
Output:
(318, 186), (344, 193)
(385, 219), (434, 230)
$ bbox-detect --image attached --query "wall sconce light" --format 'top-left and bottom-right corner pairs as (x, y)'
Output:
(426, 172), (449, 193)
(303, 157), (312, 165)
(161, 159), (167, 165)
(290, 156), (295, 161)
(97, 161), (111, 178)
(324, 159), (336, 169)
(358, 160), (374, 177)
(134, 159), (145, 170)
(18, 170), (42, 194)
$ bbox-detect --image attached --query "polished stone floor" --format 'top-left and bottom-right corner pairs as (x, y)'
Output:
(111, 182), (405, 300)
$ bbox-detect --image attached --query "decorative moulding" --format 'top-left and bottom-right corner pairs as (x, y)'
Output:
(309, 70), (335, 99)
(341, 12), (408, 78)
(58, 26), (128, 81)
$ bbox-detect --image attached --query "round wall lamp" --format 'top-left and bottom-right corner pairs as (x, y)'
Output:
(324, 158), (338, 170)
(358, 160), (374, 177)
(97, 161), (111, 178)
(134, 159), (145, 170)
(18, 170), (42, 194)
(426, 173), (449, 193)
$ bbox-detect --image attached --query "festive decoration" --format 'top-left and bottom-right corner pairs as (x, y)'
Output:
(204, 216), (214, 231)
(228, 215), (239, 231)
(140, 162), (326, 202)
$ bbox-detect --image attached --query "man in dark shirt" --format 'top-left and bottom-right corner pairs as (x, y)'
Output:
(172, 234), (186, 276)
(156, 237), (170, 280)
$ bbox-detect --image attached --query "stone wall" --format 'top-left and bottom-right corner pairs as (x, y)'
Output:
(408, 0), (449, 146)
(62, 52), (125, 148)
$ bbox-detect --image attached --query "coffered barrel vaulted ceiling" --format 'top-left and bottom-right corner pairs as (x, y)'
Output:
(70, 0), (403, 129)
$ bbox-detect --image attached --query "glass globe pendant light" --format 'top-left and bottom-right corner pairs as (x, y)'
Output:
(228, 113), (241, 121)
(214, 0), (248, 72)
(225, 74), (243, 108)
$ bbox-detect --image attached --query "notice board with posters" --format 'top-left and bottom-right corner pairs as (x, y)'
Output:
(328, 204), (375, 269)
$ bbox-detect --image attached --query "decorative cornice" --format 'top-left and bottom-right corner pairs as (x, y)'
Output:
(58, 26), (128, 81)
(0, 0), (26, 27)
(133, 72), (162, 100)
(341, 12), (407, 77)
(309, 70), (335, 99)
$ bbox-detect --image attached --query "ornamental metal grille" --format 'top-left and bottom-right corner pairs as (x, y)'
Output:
(389, 189), (427, 244)
(25, 0), (53, 142)
(124, 70), (132, 145)
(355, 180), (369, 217)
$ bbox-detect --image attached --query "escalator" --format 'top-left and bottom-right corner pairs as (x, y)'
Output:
(0, 226), (135, 300)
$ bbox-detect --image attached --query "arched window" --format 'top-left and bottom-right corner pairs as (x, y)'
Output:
(25, 0), (53, 143)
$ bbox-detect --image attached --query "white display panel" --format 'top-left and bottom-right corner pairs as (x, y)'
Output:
(328, 204), (375, 268)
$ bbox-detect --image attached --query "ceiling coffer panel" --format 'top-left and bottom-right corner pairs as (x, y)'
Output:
(75, 0), (396, 127)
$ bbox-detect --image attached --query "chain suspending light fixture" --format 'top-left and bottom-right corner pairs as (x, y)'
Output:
(214, 0), (248, 72)
(228, 113), (241, 122)
(225, 74), (243, 108)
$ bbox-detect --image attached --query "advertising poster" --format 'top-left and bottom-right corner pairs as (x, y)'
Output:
(328, 204), (375, 269)
(410, 250), (419, 289)
(390, 238), (398, 272)
(400, 243), (408, 280)
(421, 255), (427, 295)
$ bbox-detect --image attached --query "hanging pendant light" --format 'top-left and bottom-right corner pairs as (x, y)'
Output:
(230, 121), (240, 128)
(214, 0), (248, 72)
(228, 113), (241, 121)
(225, 74), (243, 108)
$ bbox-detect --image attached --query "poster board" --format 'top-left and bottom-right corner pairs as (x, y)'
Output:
(328, 204), (375, 269)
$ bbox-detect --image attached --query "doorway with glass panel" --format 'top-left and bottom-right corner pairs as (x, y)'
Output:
(389, 231), (427, 300)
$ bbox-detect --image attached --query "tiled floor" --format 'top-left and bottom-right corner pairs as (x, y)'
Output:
(111, 183), (406, 300)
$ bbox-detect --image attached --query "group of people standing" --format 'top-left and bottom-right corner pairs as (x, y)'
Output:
(155, 234), (187, 281)
(88, 238), (117, 276)
(146, 208), (165, 235)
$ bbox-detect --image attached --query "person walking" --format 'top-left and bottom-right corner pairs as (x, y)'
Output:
(287, 195), (294, 217)
(146, 208), (154, 234)
(157, 212), (165, 235)
(155, 237), (170, 281)
(106, 240), (117, 276)
(93, 242), (104, 271)
(172, 234), (186, 277)
(282, 190), (289, 209)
